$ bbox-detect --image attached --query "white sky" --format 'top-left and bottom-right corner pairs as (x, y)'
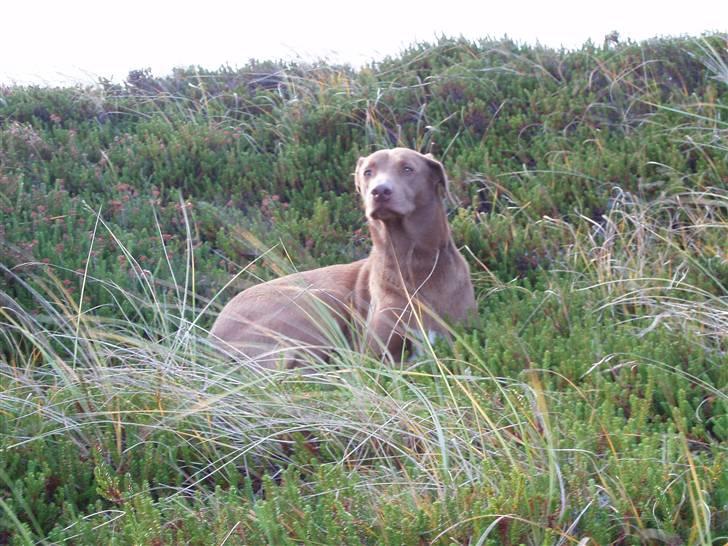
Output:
(2, 0), (726, 85)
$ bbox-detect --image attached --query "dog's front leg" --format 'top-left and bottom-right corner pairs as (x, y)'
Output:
(365, 304), (410, 361)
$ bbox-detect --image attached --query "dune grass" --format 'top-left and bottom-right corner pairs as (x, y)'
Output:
(2, 186), (726, 544)
(1, 34), (727, 544)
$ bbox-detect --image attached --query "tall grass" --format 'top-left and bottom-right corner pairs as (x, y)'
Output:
(1, 215), (567, 542)
(1, 35), (727, 544)
(548, 187), (728, 345)
(3, 187), (726, 542)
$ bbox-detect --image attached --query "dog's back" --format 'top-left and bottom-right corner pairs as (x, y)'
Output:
(209, 260), (366, 367)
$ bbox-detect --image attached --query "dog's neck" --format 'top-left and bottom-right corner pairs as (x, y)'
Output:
(367, 199), (454, 281)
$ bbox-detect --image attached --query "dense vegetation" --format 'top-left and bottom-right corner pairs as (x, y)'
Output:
(1, 34), (727, 544)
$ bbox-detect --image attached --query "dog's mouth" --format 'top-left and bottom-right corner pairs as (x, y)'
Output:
(368, 202), (403, 221)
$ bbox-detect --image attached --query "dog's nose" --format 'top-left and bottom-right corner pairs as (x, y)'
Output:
(371, 184), (392, 202)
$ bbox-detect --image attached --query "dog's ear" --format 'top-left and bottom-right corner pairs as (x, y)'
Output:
(423, 153), (449, 198)
(354, 156), (365, 194)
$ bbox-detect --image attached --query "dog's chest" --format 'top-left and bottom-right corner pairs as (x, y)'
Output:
(368, 257), (459, 311)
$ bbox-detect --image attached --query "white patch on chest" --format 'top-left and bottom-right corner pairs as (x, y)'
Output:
(408, 329), (441, 361)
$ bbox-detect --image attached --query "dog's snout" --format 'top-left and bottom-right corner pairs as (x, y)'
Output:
(371, 184), (392, 202)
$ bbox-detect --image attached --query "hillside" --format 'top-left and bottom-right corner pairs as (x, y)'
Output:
(1, 35), (727, 544)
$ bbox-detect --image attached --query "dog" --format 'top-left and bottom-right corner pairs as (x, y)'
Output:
(209, 148), (476, 367)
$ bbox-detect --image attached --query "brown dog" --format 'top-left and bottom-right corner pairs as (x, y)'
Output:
(209, 148), (476, 367)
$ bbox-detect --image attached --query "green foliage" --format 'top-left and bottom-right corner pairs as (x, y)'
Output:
(1, 34), (727, 544)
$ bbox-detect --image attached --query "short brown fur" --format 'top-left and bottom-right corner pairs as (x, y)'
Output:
(210, 148), (476, 367)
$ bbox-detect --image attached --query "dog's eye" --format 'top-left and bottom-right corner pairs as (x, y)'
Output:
(402, 165), (414, 173)
(363, 169), (373, 177)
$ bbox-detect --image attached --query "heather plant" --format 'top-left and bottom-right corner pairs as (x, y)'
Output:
(1, 34), (727, 544)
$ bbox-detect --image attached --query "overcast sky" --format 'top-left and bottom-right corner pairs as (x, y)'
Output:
(2, 0), (726, 85)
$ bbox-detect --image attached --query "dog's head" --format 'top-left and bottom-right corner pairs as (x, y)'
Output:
(355, 148), (448, 221)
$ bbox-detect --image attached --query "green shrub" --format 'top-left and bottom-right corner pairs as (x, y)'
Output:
(1, 34), (727, 544)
